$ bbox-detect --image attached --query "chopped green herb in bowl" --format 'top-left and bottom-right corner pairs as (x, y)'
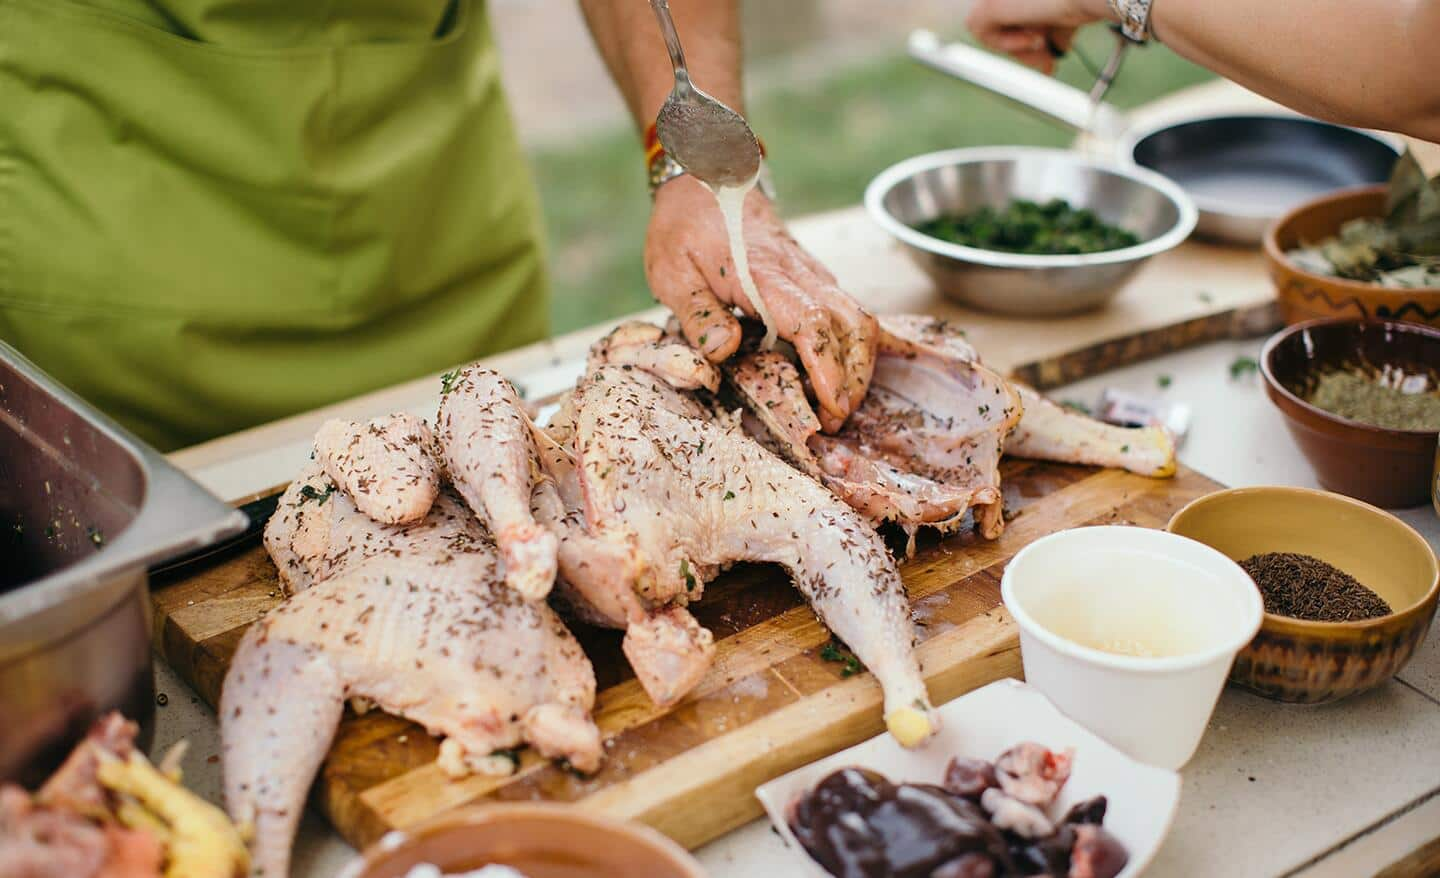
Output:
(914, 198), (1141, 256)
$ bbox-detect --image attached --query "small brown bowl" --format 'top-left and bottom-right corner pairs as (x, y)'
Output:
(346, 804), (707, 878)
(1168, 486), (1439, 704)
(1264, 185), (1440, 328)
(1261, 317), (1440, 508)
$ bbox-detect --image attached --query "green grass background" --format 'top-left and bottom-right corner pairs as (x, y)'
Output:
(529, 30), (1213, 334)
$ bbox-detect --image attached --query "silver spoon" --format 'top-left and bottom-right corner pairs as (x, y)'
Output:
(648, 0), (761, 188)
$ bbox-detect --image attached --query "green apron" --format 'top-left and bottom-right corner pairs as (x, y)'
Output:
(0, 0), (548, 451)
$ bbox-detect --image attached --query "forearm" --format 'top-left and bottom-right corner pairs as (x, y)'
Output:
(1106, 0), (1440, 140)
(579, 0), (743, 132)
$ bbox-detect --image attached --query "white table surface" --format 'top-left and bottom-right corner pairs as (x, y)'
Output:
(150, 335), (1440, 877)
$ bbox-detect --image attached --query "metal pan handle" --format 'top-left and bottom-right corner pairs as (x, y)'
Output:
(907, 30), (1123, 135)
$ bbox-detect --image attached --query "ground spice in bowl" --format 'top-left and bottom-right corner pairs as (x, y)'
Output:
(1239, 552), (1392, 622)
(1306, 370), (1440, 431)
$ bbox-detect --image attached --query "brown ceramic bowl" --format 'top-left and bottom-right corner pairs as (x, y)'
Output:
(1168, 486), (1439, 704)
(346, 804), (707, 878)
(1261, 317), (1440, 508)
(1264, 185), (1440, 328)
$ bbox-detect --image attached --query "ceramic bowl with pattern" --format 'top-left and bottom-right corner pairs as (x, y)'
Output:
(1264, 185), (1440, 328)
(1167, 486), (1439, 704)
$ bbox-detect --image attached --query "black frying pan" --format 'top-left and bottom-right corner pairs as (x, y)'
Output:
(907, 31), (1401, 245)
(1125, 114), (1399, 243)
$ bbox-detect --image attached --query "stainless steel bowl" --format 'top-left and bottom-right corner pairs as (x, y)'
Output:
(865, 146), (1198, 316)
(0, 341), (245, 786)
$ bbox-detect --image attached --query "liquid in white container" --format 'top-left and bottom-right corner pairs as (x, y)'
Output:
(1002, 527), (1263, 770)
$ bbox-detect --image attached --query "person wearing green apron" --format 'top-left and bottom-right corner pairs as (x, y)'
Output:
(0, 0), (878, 451)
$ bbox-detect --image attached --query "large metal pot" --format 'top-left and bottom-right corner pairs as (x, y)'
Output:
(0, 341), (245, 785)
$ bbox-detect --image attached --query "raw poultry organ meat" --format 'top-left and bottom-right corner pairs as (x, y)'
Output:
(225, 313), (1174, 876)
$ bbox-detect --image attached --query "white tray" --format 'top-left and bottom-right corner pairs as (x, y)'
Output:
(754, 678), (1181, 877)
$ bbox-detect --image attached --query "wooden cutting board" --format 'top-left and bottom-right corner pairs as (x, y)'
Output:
(149, 459), (1221, 852)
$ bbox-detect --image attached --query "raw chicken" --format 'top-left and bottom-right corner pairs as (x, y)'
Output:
(224, 546), (599, 878)
(34, 712), (137, 814)
(419, 332), (719, 708)
(874, 315), (1175, 479)
(570, 361), (936, 745)
(263, 463), (490, 596)
(240, 428), (602, 877)
(1007, 384), (1176, 477)
(724, 322), (1020, 545)
(0, 786), (132, 878)
(314, 414), (440, 525)
(529, 423), (716, 707)
(437, 367), (559, 601)
(585, 320), (720, 392)
(1, 713), (244, 878)
(727, 314), (1176, 546)
(850, 315), (1024, 539)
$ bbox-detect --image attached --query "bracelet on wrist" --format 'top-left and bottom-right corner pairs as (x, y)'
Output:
(1107, 0), (1155, 43)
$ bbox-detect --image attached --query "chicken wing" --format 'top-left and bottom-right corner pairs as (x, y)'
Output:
(313, 413), (439, 525)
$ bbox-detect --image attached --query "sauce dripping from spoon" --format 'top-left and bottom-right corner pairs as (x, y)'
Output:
(709, 176), (778, 351)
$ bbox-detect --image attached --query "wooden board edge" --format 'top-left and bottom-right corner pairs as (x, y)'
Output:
(1011, 300), (1280, 390)
(577, 613), (1021, 850)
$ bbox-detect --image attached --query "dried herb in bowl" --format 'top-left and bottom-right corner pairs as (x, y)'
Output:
(1286, 151), (1440, 288)
(1240, 552), (1391, 622)
(1305, 368), (1440, 431)
(914, 198), (1140, 256)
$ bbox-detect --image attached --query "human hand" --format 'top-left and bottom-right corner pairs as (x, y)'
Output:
(965, 0), (1110, 73)
(644, 174), (878, 432)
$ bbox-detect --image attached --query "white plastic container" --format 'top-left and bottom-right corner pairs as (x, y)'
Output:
(1001, 526), (1263, 770)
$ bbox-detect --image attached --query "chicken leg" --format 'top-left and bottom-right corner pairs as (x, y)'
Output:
(436, 367), (558, 601)
(1007, 385), (1177, 477)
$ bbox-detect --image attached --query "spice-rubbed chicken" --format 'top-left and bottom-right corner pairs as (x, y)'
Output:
(1006, 384), (1176, 478)
(437, 369), (559, 601)
(724, 315), (1022, 545)
(431, 358), (719, 708)
(235, 441), (601, 878)
(874, 315), (1176, 479)
(568, 355), (937, 746)
(727, 314), (1175, 544)
(313, 413), (440, 526)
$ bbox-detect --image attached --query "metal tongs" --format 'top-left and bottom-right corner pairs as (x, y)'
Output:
(1048, 26), (1130, 114)
(1049, 25), (1130, 146)
(648, 0), (762, 187)
(908, 26), (1131, 146)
